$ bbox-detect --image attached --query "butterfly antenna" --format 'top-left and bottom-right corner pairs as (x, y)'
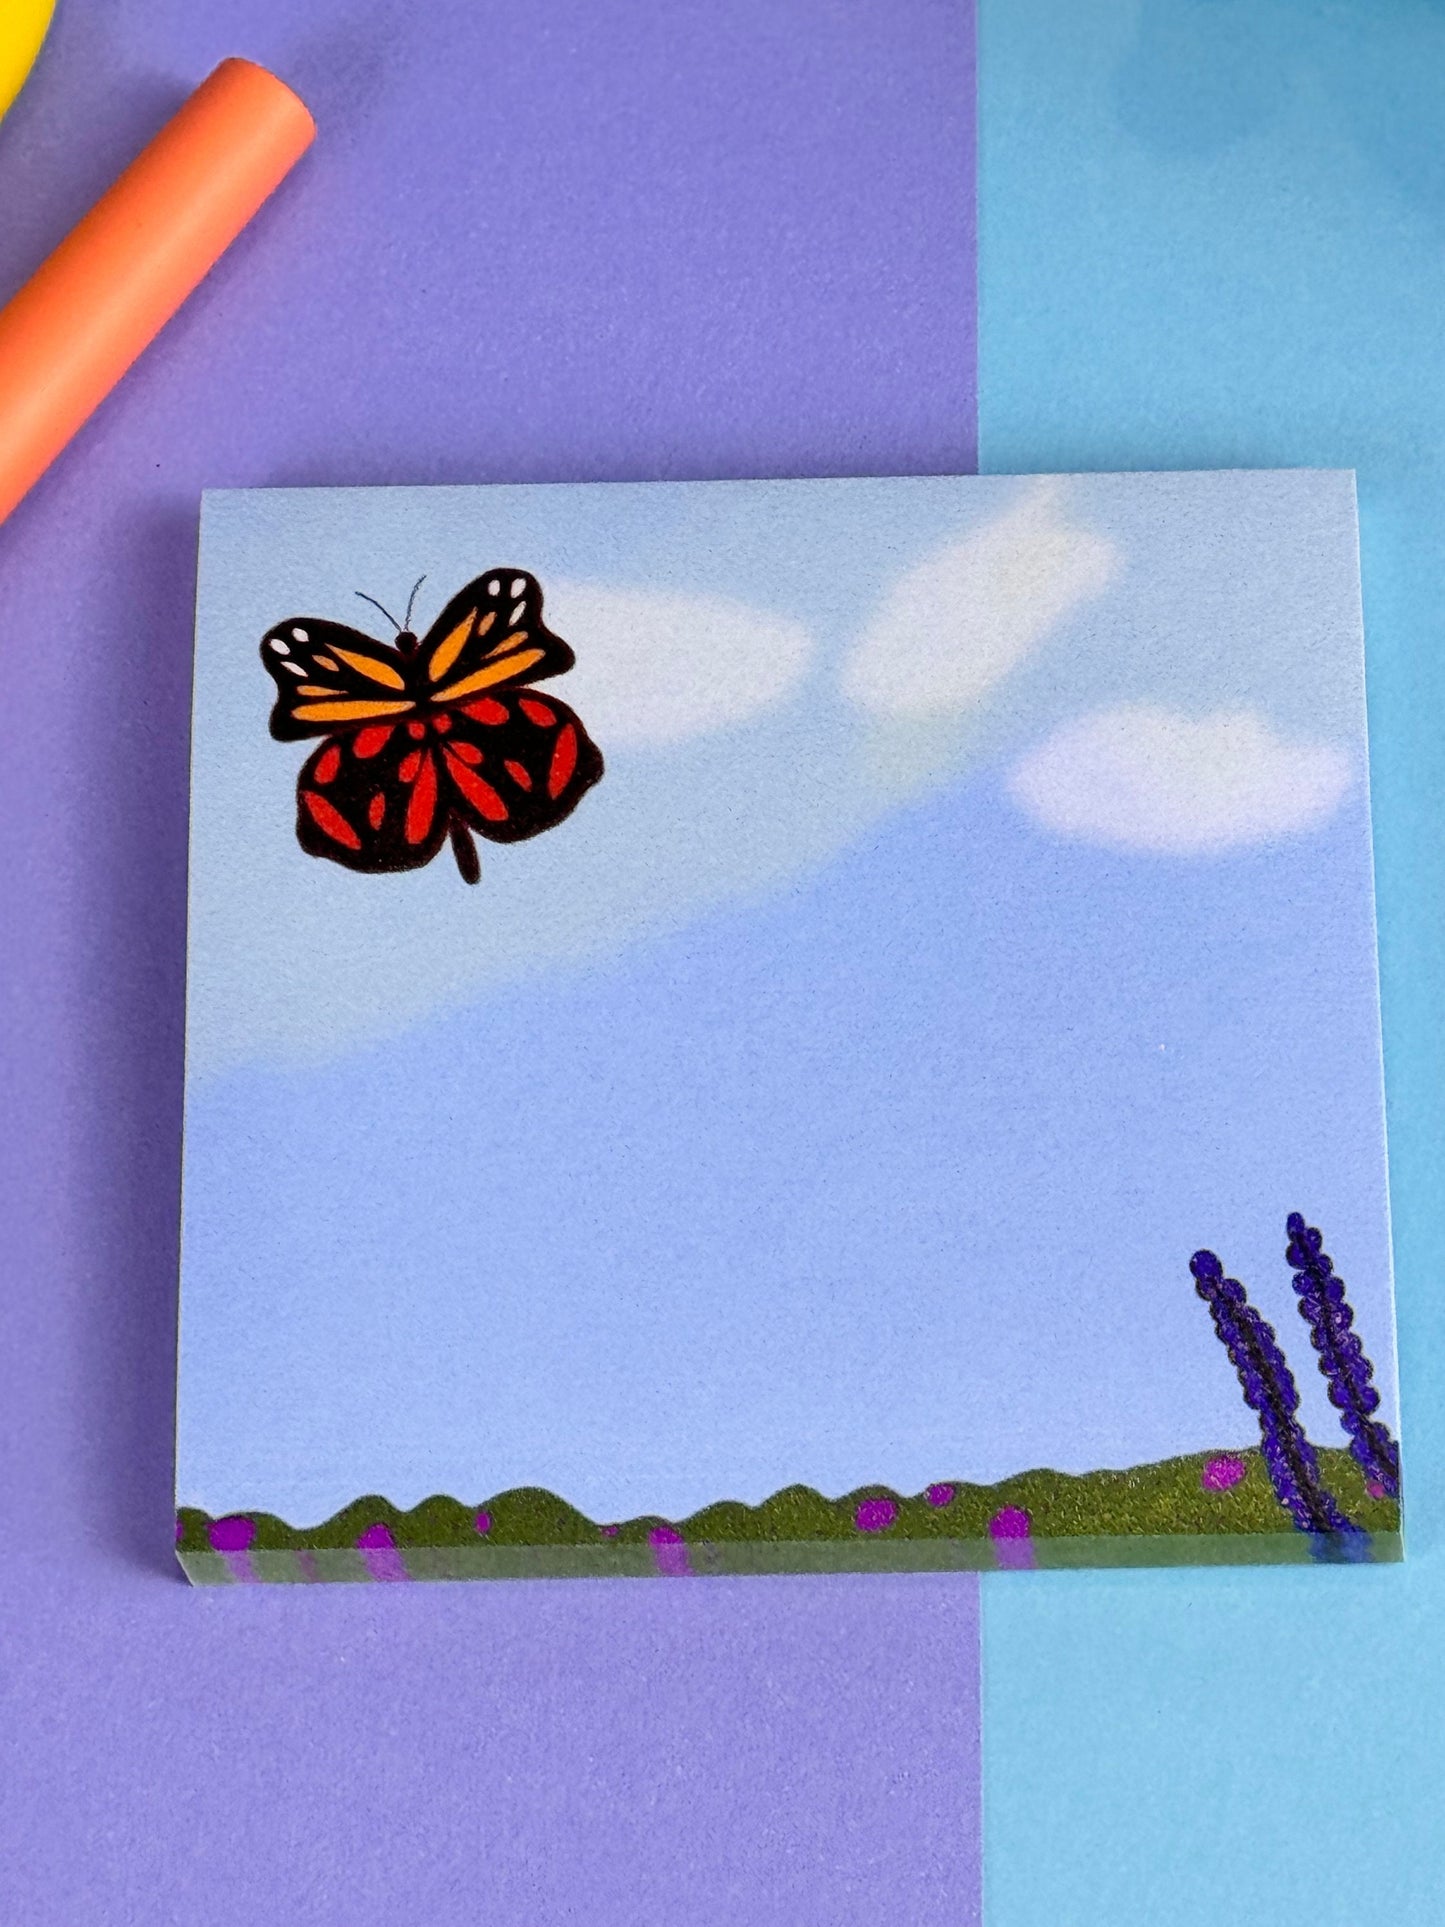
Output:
(404, 575), (427, 633)
(354, 590), (404, 633)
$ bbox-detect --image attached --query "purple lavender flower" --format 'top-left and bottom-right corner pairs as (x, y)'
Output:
(1285, 1213), (1400, 1500)
(1190, 1250), (1355, 1537)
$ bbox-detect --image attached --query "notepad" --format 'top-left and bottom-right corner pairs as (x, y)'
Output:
(175, 469), (1401, 1581)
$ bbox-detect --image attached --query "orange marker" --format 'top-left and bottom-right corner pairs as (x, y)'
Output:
(0, 58), (314, 526)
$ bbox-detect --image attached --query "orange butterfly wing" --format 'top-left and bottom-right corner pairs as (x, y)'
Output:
(413, 568), (576, 706)
(261, 619), (416, 741)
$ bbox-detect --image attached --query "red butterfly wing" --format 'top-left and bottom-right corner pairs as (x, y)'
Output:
(293, 722), (449, 873)
(438, 690), (604, 844)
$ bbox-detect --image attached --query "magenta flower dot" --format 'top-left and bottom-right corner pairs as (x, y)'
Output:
(355, 1521), (396, 1551)
(599, 1523), (620, 1537)
(926, 1482), (956, 1508)
(649, 1526), (694, 1576)
(1366, 1480), (1386, 1499)
(473, 1509), (492, 1536)
(1201, 1454), (1248, 1493)
(208, 1514), (257, 1553)
(988, 1506), (1032, 1541)
(854, 1498), (898, 1534)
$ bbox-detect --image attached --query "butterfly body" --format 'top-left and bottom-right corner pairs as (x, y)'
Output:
(261, 569), (603, 882)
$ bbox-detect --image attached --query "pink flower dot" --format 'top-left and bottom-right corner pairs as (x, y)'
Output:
(599, 1524), (620, 1537)
(854, 1498), (898, 1534)
(1366, 1480), (1386, 1499)
(988, 1506), (1032, 1541)
(926, 1482), (956, 1508)
(1201, 1455), (1248, 1493)
(473, 1509), (492, 1536)
(208, 1515), (256, 1553)
(355, 1521), (396, 1551)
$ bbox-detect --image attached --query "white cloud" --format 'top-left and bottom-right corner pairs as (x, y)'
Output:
(545, 582), (813, 744)
(841, 477), (1119, 717)
(1007, 704), (1353, 853)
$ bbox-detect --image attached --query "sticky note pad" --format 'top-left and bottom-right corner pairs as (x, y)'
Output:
(175, 470), (1401, 1582)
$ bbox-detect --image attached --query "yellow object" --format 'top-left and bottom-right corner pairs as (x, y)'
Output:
(0, 0), (56, 121)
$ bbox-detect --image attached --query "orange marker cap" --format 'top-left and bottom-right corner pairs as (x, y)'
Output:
(0, 57), (315, 526)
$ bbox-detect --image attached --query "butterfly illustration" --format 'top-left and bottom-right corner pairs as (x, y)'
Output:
(261, 569), (604, 884)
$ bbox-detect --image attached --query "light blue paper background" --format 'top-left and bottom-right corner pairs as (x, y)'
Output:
(980, 4), (1445, 1922)
(178, 470), (1395, 1527)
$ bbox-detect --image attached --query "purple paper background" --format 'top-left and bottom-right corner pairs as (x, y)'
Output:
(0, 3), (978, 1922)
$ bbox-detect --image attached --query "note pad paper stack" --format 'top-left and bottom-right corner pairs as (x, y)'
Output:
(175, 470), (1401, 1582)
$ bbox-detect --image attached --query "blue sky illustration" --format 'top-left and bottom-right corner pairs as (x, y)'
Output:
(176, 470), (1397, 1523)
